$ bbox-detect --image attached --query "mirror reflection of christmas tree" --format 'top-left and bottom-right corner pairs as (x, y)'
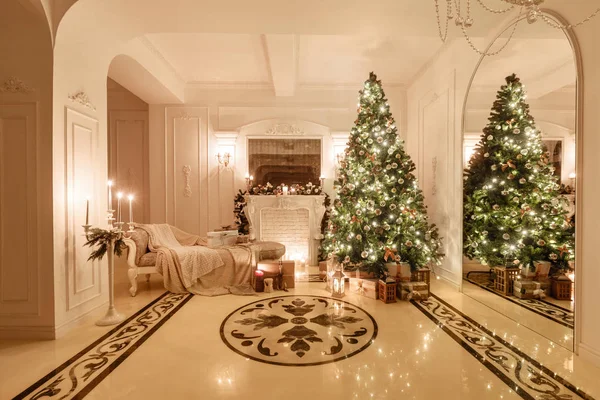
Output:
(463, 74), (574, 272)
(322, 72), (443, 278)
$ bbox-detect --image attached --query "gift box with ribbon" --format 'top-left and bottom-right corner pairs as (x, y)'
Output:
(349, 277), (378, 300)
(399, 281), (429, 301)
(514, 280), (544, 299)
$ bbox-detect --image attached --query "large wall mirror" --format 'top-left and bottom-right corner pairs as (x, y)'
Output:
(462, 12), (580, 351)
(248, 138), (322, 186)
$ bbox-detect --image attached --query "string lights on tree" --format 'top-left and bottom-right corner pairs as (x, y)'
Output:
(463, 74), (574, 272)
(322, 72), (443, 278)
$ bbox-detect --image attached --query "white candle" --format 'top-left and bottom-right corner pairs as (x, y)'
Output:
(250, 175), (254, 182)
(117, 192), (123, 222)
(85, 198), (89, 225)
(282, 185), (288, 195)
(107, 180), (113, 210)
(245, 172), (249, 179)
(320, 175), (325, 187)
(128, 194), (134, 223)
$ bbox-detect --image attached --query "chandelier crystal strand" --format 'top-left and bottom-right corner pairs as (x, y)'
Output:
(476, 0), (514, 14)
(435, 0), (454, 42)
(540, 7), (600, 30)
(460, 6), (522, 56)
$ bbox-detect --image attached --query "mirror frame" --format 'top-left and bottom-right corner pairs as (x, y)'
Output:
(459, 9), (584, 352)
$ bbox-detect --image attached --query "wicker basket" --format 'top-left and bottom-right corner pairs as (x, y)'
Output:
(493, 266), (520, 296)
(378, 279), (397, 304)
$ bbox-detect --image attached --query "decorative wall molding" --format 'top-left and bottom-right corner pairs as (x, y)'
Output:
(137, 36), (186, 84)
(182, 165), (192, 197)
(0, 77), (35, 94)
(431, 156), (438, 196)
(265, 123), (305, 136)
(68, 91), (96, 111)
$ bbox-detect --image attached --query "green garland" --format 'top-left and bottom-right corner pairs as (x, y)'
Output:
(84, 228), (126, 261)
(233, 182), (331, 261)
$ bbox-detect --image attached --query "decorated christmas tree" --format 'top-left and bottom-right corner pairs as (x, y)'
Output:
(322, 72), (443, 278)
(464, 74), (574, 271)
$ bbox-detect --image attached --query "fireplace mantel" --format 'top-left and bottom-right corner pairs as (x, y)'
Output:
(244, 195), (326, 265)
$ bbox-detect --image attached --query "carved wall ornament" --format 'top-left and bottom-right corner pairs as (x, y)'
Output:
(0, 77), (35, 94)
(182, 165), (192, 197)
(175, 111), (196, 120)
(265, 123), (305, 136)
(68, 90), (96, 111)
(431, 156), (438, 196)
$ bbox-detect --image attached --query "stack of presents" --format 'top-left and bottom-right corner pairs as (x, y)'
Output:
(494, 261), (571, 300)
(319, 261), (431, 303)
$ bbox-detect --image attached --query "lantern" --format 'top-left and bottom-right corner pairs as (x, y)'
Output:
(331, 268), (346, 298)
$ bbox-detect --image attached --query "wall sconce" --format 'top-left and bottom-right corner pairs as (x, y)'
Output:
(216, 152), (231, 168)
(245, 172), (254, 189)
(569, 172), (576, 191)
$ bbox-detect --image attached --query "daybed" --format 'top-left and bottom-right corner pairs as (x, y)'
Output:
(123, 225), (285, 296)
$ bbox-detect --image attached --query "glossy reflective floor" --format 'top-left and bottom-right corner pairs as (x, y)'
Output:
(462, 278), (574, 349)
(2, 277), (599, 400)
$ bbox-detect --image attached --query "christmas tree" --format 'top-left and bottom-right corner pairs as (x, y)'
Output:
(463, 74), (574, 271)
(322, 72), (443, 278)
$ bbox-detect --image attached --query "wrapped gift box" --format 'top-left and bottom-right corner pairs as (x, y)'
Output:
(399, 281), (429, 301)
(349, 278), (378, 300)
(257, 260), (295, 276)
(514, 280), (542, 299)
(281, 275), (295, 289)
(207, 229), (238, 247)
(318, 260), (328, 272)
(396, 262), (411, 282)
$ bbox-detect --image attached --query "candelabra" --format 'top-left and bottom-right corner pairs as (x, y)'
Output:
(83, 207), (132, 326)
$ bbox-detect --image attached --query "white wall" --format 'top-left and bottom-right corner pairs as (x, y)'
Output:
(0, 0), (55, 339)
(406, 5), (600, 367)
(147, 86), (405, 236)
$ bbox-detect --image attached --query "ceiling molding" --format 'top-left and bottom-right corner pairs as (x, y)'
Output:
(186, 81), (272, 90)
(138, 36), (186, 84)
(298, 82), (407, 91)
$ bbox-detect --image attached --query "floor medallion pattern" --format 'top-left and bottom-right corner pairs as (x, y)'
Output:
(13, 292), (193, 400)
(413, 293), (593, 400)
(220, 295), (378, 366)
(465, 275), (574, 329)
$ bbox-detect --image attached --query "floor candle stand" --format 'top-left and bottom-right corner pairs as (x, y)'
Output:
(83, 208), (128, 326)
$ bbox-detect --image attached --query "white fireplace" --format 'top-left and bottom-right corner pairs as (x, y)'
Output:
(244, 195), (326, 266)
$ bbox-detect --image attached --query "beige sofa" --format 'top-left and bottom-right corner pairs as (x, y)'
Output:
(123, 228), (285, 296)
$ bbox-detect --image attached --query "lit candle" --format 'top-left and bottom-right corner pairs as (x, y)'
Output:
(245, 172), (249, 179)
(250, 175), (254, 182)
(282, 185), (288, 195)
(117, 192), (123, 222)
(107, 180), (113, 210)
(85, 197), (89, 225)
(128, 194), (134, 223)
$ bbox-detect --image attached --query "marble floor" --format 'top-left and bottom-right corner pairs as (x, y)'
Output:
(2, 277), (599, 400)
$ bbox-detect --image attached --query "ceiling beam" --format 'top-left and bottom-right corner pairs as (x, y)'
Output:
(262, 34), (298, 97)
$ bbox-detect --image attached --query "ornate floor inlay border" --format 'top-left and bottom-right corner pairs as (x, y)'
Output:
(464, 276), (574, 329)
(13, 292), (193, 400)
(220, 295), (378, 366)
(412, 293), (593, 400)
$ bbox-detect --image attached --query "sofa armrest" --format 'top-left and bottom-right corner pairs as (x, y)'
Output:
(123, 238), (138, 268)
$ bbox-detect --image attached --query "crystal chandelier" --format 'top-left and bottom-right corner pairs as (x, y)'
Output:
(434, 0), (600, 56)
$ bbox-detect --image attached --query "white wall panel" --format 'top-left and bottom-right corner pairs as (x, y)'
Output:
(0, 103), (39, 317)
(64, 108), (101, 311)
(165, 107), (209, 236)
(109, 111), (149, 223)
